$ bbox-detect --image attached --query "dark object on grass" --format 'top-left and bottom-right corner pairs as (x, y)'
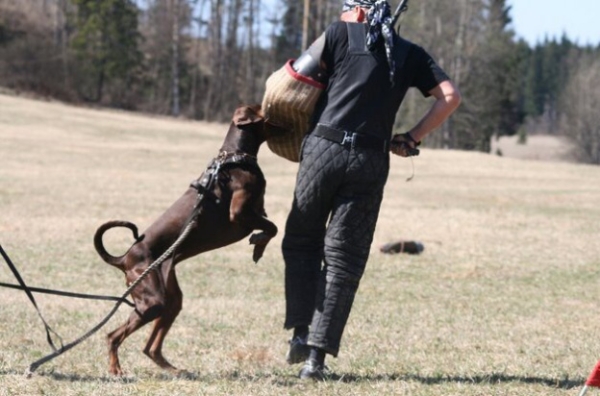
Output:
(380, 240), (424, 255)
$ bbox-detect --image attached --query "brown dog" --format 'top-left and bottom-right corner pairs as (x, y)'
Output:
(93, 105), (278, 376)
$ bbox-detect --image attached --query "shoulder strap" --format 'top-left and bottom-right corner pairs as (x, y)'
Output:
(346, 23), (412, 73)
(346, 22), (367, 54)
(346, 22), (412, 82)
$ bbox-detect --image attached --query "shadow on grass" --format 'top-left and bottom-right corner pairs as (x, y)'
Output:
(330, 372), (584, 389)
(0, 368), (29, 376)
(34, 369), (280, 384)
(0, 368), (117, 383)
(19, 368), (584, 390)
(26, 370), (139, 383)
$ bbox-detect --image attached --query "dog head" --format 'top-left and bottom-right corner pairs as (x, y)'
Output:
(232, 104), (264, 127)
(220, 105), (269, 156)
(231, 104), (287, 143)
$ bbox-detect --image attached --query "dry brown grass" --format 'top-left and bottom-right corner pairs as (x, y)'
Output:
(490, 134), (576, 163)
(1, 93), (600, 395)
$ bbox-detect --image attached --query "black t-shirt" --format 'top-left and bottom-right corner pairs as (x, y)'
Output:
(312, 21), (449, 140)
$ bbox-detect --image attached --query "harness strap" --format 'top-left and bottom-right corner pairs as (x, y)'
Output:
(190, 151), (259, 199)
(218, 151), (258, 167)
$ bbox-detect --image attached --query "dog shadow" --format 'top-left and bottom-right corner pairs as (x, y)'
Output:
(27, 370), (138, 384)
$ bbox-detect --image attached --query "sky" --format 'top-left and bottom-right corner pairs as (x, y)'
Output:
(259, 0), (600, 47)
(509, 0), (600, 46)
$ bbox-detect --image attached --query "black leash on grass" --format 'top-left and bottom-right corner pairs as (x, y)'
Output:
(0, 281), (135, 307)
(0, 243), (136, 348)
(25, 216), (199, 375)
(6, 158), (222, 375)
(0, 243), (64, 352)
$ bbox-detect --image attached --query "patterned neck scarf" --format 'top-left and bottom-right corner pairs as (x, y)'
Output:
(342, 0), (396, 84)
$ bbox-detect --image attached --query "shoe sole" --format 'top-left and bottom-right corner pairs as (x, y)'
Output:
(299, 363), (328, 381)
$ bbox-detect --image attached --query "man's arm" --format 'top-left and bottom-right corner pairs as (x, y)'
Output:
(391, 80), (462, 156)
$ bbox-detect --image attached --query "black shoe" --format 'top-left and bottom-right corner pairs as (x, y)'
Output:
(286, 335), (310, 364)
(298, 359), (328, 381)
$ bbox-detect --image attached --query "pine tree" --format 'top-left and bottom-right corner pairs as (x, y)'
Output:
(71, 0), (143, 105)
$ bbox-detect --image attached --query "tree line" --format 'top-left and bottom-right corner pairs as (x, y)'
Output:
(1, 0), (599, 163)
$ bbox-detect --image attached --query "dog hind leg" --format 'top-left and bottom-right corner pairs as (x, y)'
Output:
(107, 267), (166, 375)
(107, 309), (155, 376)
(142, 266), (184, 374)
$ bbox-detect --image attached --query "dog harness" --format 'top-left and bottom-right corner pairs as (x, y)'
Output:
(190, 151), (259, 202)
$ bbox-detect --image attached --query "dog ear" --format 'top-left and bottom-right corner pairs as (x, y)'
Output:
(233, 105), (264, 126)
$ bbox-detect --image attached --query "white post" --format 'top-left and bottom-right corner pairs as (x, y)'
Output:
(579, 385), (589, 396)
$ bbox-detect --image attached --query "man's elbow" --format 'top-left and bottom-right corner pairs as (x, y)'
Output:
(433, 80), (462, 112)
(446, 84), (462, 111)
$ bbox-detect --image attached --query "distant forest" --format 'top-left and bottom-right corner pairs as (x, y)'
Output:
(1, 0), (599, 163)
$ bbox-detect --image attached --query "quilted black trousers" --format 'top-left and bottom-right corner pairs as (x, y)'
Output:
(282, 133), (389, 356)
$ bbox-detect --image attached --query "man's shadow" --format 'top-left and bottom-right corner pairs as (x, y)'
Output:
(327, 371), (583, 389)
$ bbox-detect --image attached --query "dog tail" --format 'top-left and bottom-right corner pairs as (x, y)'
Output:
(94, 220), (143, 270)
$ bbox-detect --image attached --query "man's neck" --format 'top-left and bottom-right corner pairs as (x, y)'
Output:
(340, 7), (368, 23)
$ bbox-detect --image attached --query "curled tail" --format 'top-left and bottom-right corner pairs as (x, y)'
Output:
(94, 220), (143, 270)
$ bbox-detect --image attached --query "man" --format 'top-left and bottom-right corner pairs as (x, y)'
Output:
(282, 0), (461, 380)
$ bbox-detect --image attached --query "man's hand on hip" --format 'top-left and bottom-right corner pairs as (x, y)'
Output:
(390, 132), (420, 157)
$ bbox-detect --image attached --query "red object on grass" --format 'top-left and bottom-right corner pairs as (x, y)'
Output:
(586, 361), (600, 387)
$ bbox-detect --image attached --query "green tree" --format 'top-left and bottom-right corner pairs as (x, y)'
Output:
(71, 0), (143, 105)
(523, 45), (545, 117)
(521, 35), (579, 134)
(455, 0), (523, 151)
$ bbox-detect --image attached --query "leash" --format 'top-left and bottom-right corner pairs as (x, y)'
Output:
(24, 151), (240, 375)
(405, 156), (415, 182)
(26, 217), (198, 375)
(0, 282), (135, 307)
(0, 243), (63, 352)
(0, 243), (137, 354)
(13, 150), (251, 375)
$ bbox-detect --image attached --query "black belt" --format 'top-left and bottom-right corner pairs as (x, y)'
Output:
(313, 124), (389, 153)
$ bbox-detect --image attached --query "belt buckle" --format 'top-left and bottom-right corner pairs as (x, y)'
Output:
(341, 131), (356, 150)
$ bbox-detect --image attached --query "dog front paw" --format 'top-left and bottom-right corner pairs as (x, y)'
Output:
(252, 244), (267, 263)
(250, 232), (271, 263)
(249, 232), (270, 245)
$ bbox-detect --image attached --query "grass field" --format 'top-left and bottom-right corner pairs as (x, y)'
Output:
(1, 93), (600, 395)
